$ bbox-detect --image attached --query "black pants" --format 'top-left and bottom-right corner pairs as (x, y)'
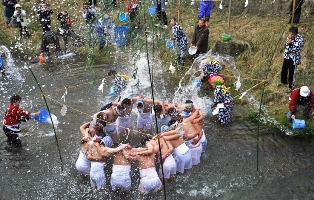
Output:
(281, 58), (296, 89)
(3, 126), (22, 148)
(41, 23), (51, 35)
(156, 3), (167, 26)
(17, 22), (29, 37)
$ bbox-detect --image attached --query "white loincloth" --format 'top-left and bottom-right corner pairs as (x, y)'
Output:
(103, 123), (117, 136)
(158, 154), (176, 179)
(110, 164), (131, 191)
(75, 151), (91, 176)
(90, 161), (106, 190)
(173, 143), (192, 173)
(185, 136), (202, 166)
(137, 112), (152, 129)
(138, 167), (162, 194)
(116, 116), (132, 134)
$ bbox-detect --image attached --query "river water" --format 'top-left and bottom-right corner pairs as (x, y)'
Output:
(1, 45), (314, 200)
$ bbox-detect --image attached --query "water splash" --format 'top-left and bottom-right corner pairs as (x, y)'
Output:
(0, 45), (22, 80)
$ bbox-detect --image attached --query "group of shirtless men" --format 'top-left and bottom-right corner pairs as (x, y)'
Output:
(75, 95), (207, 195)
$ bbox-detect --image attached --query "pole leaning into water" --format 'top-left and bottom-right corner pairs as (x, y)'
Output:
(28, 67), (64, 172)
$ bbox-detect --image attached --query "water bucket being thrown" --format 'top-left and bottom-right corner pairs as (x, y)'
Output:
(292, 119), (305, 129)
(166, 40), (175, 49)
(34, 109), (49, 123)
(191, 78), (201, 87)
(119, 12), (128, 22)
(109, 86), (118, 97)
(208, 101), (214, 114)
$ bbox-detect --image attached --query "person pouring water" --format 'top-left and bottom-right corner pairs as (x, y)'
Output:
(3, 95), (40, 149)
(287, 86), (314, 122)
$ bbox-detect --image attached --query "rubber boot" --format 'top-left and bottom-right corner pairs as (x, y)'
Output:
(205, 17), (210, 26)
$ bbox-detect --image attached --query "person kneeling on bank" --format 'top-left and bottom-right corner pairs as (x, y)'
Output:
(287, 86), (314, 122)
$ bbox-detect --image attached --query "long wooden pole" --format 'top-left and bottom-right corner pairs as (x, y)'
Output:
(228, 0), (232, 30)
(290, 0), (296, 26)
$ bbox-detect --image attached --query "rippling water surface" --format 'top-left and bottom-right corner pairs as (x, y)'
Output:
(1, 45), (314, 199)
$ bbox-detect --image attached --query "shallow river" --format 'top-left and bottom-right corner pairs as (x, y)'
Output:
(0, 45), (314, 200)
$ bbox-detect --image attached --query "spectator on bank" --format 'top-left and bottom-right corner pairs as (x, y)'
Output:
(169, 17), (188, 68)
(83, 2), (96, 26)
(37, 2), (53, 35)
(287, 86), (314, 122)
(153, 0), (168, 27)
(288, 0), (304, 24)
(190, 19), (209, 59)
(41, 31), (62, 60)
(2, 0), (17, 27)
(125, 0), (139, 29)
(198, 0), (213, 26)
(278, 26), (304, 93)
(13, 4), (30, 38)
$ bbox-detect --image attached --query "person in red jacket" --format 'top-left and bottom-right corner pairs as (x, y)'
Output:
(3, 95), (39, 148)
(125, 0), (139, 29)
(287, 86), (314, 122)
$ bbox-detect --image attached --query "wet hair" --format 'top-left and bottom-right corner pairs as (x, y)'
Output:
(154, 104), (162, 113)
(168, 108), (177, 117)
(96, 118), (106, 128)
(185, 100), (193, 104)
(107, 69), (117, 76)
(289, 26), (298, 35)
(121, 98), (131, 106)
(115, 105), (125, 115)
(168, 119), (178, 127)
(141, 135), (152, 145)
(95, 129), (105, 138)
(10, 95), (21, 103)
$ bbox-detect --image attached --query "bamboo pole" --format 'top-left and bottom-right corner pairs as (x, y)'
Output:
(291, 0), (296, 26)
(228, 0), (232, 30)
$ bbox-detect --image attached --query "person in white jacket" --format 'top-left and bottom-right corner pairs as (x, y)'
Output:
(13, 4), (29, 38)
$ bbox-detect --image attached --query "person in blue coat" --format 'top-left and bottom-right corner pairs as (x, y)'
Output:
(2, 0), (17, 27)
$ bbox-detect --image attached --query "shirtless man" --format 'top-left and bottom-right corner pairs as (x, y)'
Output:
(86, 126), (107, 191)
(92, 105), (125, 143)
(75, 121), (92, 176)
(127, 137), (162, 195)
(160, 119), (193, 174)
(152, 134), (176, 180)
(88, 134), (131, 191)
(110, 143), (133, 193)
(134, 96), (153, 135)
(145, 98), (174, 132)
(115, 98), (136, 142)
(179, 111), (203, 166)
(181, 99), (207, 153)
